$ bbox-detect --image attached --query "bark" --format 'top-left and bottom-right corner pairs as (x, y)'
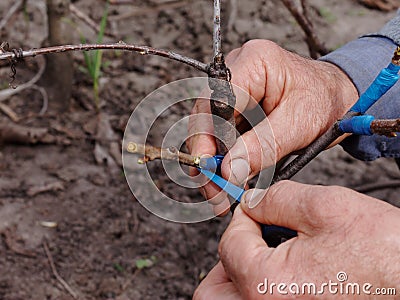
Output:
(41, 0), (73, 112)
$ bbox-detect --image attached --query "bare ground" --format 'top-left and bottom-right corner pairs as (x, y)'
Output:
(0, 0), (398, 299)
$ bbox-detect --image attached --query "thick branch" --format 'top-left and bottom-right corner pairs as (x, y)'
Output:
(208, 0), (237, 155)
(0, 43), (208, 73)
(126, 142), (200, 167)
(0, 121), (62, 145)
(272, 111), (358, 183)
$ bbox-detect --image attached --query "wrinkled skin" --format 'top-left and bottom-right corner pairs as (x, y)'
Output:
(187, 40), (359, 216)
(193, 181), (400, 300)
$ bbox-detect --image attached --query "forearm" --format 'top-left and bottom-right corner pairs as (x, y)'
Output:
(319, 12), (400, 161)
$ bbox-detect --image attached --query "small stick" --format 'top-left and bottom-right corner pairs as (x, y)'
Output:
(0, 103), (19, 122)
(0, 43), (208, 73)
(69, 3), (115, 38)
(0, 0), (25, 32)
(281, 0), (329, 58)
(43, 241), (78, 299)
(213, 0), (222, 58)
(370, 119), (400, 137)
(126, 142), (200, 167)
(109, 0), (191, 20)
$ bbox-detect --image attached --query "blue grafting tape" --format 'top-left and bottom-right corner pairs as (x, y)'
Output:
(198, 168), (245, 202)
(199, 155), (224, 173)
(199, 167), (298, 247)
(350, 63), (400, 114)
(339, 115), (375, 135)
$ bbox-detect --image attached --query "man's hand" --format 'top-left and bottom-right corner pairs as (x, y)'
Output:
(194, 181), (400, 299)
(187, 40), (358, 215)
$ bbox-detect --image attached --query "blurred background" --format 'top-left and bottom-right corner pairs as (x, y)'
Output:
(0, 0), (398, 299)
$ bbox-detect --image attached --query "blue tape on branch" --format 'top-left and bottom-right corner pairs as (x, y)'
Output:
(199, 155), (223, 173)
(198, 168), (245, 202)
(339, 115), (375, 135)
(350, 63), (400, 114)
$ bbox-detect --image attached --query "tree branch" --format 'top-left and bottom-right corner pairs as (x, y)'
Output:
(208, 0), (237, 155)
(0, 0), (25, 32)
(213, 0), (222, 58)
(272, 113), (357, 183)
(69, 3), (115, 38)
(0, 43), (208, 73)
(281, 0), (329, 59)
(370, 119), (400, 137)
(126, 142), (200, 167)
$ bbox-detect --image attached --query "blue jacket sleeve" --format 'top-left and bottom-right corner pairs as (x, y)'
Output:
(319, 11), (400, 161)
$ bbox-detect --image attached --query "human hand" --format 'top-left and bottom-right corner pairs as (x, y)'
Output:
(193, 181), (400, 299)
(187, 40), (358, 215)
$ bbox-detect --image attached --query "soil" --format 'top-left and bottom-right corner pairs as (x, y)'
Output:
(0, 0), (398, 299)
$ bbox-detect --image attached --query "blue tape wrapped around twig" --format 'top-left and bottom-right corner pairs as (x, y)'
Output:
(350, 63), (400, 114)
(339, 115), (375, 135)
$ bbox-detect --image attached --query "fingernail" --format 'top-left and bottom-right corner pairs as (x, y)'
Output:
(243, 189), (265, 209)
(230, 158), (250, 185)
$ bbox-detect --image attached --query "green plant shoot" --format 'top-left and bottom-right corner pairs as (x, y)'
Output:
(81, 0), (109, 109)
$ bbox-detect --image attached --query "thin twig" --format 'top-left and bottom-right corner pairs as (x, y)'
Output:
(43, 240), (79, 299)
(126, 142), (200, 167)
(0, 103), (19, 122)
(2, 227), (36, 258)
(371, 119), (400, 137)
(69, 3), (115, 38)
(0, 43), (208, 73)
(0, 0), (25, 32)
(109, 0), (191, 21)
(213, 0), (222, 58)
(281, 0), (329, 58)
(208, 0), (237, 155)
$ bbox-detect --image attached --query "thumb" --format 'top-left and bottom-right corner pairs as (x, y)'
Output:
(221, 114), (277, 186)
(221, 103), (309, 185)
(239, 181), (319, 234)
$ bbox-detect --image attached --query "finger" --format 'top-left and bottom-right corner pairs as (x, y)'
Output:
(240, 181), (323, 234)
(193, 262), (241, 300)
(212, 199), (231, 217)
(222, 99), (321, 185)
(226, 40), (285, 115)
(221, 116), (276, 185)
(219, 206), (273, 291)
(187, 98), (216, 155)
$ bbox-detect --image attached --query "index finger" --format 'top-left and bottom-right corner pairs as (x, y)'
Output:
(219, 207), (274, 293)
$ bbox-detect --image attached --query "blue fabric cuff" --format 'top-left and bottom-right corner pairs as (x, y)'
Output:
(319, 36), (400, 161)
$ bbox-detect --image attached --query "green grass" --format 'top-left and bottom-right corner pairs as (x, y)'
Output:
(81, 1), (109, 109)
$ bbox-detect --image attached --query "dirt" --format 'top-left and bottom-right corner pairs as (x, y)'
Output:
(0, 0), (398, 299)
